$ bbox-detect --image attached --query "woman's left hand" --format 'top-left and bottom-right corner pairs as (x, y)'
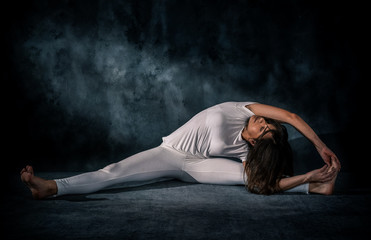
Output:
(318, 146), (341, 171)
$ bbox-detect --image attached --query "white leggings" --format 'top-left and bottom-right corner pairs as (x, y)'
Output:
(55, 144), (308, 196)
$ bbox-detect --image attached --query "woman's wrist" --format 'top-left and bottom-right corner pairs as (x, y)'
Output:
(279, 174), (309, 191)
(303, 172), (311, 183)
(312, 135), (326, 152)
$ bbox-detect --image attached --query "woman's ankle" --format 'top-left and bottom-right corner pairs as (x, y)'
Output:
(46, 180), (58, 197)
(30, 177), (58, 199)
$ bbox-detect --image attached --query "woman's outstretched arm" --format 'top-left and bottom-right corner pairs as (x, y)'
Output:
(243, 160), (338, 195)
(279, 164), (337, 192)
(246, 103), (341, 169)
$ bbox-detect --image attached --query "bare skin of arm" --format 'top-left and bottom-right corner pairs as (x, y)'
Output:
(246, 103), (341, 168)
(278, 163), (338, 194)
(243, 159), (338, 195)
(245, 103), (341, 194)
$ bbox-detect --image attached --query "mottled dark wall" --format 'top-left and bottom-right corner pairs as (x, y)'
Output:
(6, 0), (366, 173)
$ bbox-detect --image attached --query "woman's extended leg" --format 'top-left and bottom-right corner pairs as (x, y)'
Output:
(182, 157), (245, 185)
(21, 146), (186, 199)
(182, 157), (310, 193)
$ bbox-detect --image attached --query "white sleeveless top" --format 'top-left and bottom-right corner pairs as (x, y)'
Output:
(162, 102), (256, 162)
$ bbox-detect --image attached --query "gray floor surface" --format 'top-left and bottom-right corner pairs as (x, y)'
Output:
(4, 172), (371, 240)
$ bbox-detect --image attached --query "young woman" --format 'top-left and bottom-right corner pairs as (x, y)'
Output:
(20, 102), (340, 199)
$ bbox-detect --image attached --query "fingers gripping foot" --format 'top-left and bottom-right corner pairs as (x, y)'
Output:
(309, 170), (338, 195)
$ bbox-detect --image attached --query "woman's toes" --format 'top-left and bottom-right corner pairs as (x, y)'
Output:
(21, 171), (31, 184)
(26, 165), (34, 175)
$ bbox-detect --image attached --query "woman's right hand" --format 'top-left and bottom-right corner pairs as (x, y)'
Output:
(305, 165), (337, 183)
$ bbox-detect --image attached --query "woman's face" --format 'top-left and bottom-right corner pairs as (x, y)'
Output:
(243, 115), (276, 146)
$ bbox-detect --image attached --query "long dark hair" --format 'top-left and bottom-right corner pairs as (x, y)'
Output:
(243, 117), (293, 195)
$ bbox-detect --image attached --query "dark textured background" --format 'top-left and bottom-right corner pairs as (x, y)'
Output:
(4, 1), (371, 239)
(5, 0), (367, 178)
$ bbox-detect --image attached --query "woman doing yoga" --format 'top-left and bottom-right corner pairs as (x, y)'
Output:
(21, 102), (340, 199)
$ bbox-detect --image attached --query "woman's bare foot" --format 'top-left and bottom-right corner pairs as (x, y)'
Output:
(20, 165), (57, 199)
(309, 161), (340, 195)
(309, 173), (338, 195)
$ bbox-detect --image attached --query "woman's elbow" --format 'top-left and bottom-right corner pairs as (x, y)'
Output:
(287, 112), (301, 124)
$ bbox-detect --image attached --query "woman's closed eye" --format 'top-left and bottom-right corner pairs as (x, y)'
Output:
(260, 126), (266, 132)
